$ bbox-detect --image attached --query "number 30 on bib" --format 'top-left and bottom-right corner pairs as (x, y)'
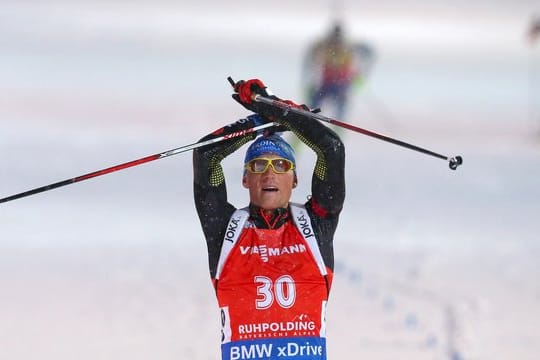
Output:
(254, 275), (296, 309)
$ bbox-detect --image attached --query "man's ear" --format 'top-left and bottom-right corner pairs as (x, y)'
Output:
(242, 175), (249, 188)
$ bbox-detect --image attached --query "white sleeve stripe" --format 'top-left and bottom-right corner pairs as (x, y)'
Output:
(215, 208), (249, 280)
(290, 203), (328, 276)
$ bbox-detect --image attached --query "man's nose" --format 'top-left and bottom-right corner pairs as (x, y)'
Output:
(261, 165), (277, 176)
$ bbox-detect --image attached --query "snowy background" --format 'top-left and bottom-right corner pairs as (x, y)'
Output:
(1, 0), (540, 359)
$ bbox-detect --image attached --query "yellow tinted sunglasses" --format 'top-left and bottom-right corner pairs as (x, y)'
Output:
(245, 158), (295, 174)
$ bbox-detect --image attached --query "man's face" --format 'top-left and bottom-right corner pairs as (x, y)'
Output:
(242, 154), (296, 211)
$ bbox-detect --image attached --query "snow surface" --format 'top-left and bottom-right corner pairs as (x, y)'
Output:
(1, 1), (540, 359)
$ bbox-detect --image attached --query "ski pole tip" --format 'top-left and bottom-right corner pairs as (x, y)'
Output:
(448, 155), (463, 170)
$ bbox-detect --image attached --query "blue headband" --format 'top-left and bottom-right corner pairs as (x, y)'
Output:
(244, 134), (296, 167)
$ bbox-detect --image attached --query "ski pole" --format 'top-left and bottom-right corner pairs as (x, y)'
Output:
(0, 122), (277, 204)
(252, 94), (463, 170)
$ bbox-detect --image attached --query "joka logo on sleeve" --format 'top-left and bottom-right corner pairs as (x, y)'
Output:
(224, 215), (242, 243)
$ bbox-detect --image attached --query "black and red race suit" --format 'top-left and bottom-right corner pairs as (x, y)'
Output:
(193, 107), (345, 360)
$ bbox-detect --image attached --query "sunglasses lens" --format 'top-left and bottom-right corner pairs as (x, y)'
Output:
(250, 159), (270, 173)
(246, 158), (294, 173)
(271, 159), (292, 173)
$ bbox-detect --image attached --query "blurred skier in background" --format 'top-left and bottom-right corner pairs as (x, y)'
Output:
(302, 21), (376, 122)
(527, 14), (540, 134)
(527, 14), (540, 44)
